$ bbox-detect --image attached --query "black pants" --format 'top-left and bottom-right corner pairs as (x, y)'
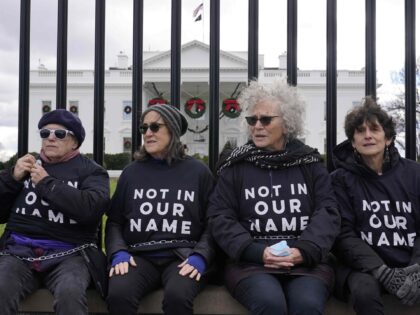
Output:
(0, 254), (90, 315)
(347, 271), (384, 315)
(107, 256), (206, 315)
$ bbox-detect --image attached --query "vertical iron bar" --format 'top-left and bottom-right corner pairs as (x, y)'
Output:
(326, 0), (337, 171)
(365, 0), (376, 98)
(209, 0), (220, 173)
(18, 0), (31, 157)
(287, 0), (297, 86)
(93, 0), (105, 166)
(56, 0), (68, 109)
(132, 0), (144, 157)
(405, 0), (416, 160)
(248, 0), (258, 81)
(171, 0), (181, 108)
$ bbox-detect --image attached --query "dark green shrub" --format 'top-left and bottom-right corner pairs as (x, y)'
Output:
(104, 152), (131, 170)
(0, 152), (38, 170)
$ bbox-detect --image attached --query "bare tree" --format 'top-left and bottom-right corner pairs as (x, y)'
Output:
(382, 66), (420, 159)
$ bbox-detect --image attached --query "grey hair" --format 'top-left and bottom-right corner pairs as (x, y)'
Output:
(238, 79), (305, 141)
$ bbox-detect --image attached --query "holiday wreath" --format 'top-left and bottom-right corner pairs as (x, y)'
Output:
(147, 82), (169, 107)
(69, 105), (78, 114)
(220, 83), (243, 119)
(148, 97), (168, 106)
(222, 98), (241, 118)
(123, 105), (132, 114)
(42, 104), (51, 113)
(184, 97), (206, 119)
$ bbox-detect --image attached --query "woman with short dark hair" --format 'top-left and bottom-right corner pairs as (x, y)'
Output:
(332, 96), (420, 314)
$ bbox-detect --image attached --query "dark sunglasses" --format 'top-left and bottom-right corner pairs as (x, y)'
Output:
(139, 122), (166, 134)
(245, 115), (279, 126)
(39, 128), (74, 139)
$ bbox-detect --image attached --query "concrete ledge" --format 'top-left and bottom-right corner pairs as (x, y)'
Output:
(19, 285), (420, 314)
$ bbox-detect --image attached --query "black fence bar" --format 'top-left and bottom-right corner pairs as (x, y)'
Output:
(18, 0), (31, 158)
(287, 0), (297, 86)
(170, 0), (181, 108)
(15, 1), (419, 169)
(365, 0), (376, 98)
(56, 0), (68, 109)
(248, 0), (258, 81)
(132, 0), (144, 157)
(405, 0), (416, 160)
(93, 0), (105, 166)
(326, 0), (337, 171)
(208, 0), (221, 172)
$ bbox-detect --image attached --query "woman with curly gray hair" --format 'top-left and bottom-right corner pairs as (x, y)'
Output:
(238, 79), (305, 142)
(208, 80), (340, 315)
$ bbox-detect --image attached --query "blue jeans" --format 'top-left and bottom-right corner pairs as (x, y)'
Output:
(233, 273), (330, 315)
(0, 254), (90, 315)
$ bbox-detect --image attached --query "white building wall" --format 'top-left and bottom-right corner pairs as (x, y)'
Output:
(28, 41), (365, 157)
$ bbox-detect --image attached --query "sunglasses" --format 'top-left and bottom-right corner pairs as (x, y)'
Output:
(139, 122), (166, 134)
(245, 115), (279, 126)
(39, 128), (74, 139)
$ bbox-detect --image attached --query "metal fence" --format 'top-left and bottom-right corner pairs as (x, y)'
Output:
(17, 0), (417, 172)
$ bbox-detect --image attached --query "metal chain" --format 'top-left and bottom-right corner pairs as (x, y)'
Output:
(0, 243), (97, 262)
(129, 239), (196, 249)
(253, 235), (298, 240)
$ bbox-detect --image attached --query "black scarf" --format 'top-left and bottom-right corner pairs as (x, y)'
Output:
(217, 139), (322, 174)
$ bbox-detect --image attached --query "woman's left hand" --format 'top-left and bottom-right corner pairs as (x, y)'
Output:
(263, 247), (304, 269)
(178, 260), (201, 281)
(30, 163), (49, 185)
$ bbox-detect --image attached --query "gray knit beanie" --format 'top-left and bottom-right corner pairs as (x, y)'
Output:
(141, 104), (188, 138)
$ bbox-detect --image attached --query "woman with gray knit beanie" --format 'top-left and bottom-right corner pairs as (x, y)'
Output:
(105, 104), (215, 315)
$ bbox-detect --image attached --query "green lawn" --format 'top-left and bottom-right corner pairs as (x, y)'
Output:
(0, 177), (119, 239)
(110, 177), (117, 196)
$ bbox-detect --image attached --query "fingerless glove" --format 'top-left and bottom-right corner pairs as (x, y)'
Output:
(187, 254), (206, 274)
(111, 250), (131, 267)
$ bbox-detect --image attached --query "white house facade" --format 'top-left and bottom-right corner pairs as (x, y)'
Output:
(29, 40), (365, 156)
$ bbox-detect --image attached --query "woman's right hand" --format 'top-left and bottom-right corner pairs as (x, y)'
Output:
(13, 154), (36, 181)
(109, 251), (137, 277)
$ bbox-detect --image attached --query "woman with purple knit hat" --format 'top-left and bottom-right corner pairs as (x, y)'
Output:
(0, 109), (109, 314)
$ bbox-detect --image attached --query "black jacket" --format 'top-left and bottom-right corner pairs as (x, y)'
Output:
(332, 140), (420, 271)
(0, 154), (110, 298)
(0, 154), (109, 244)
(207, 141), (340, 288)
